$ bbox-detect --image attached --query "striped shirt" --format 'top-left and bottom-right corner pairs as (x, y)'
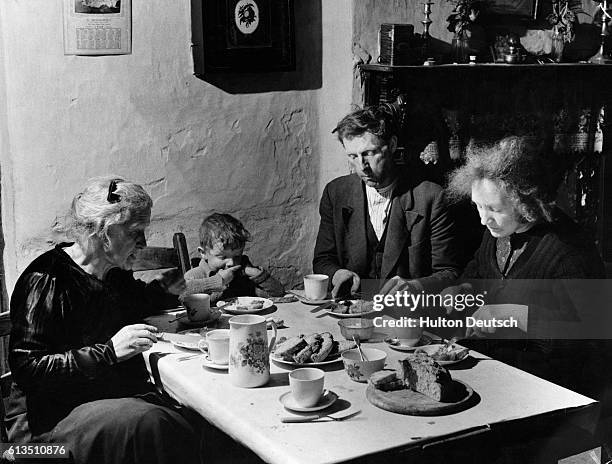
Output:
(365, 181), (396, 240)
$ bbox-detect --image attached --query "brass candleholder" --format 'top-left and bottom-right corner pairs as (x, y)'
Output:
(421, 2), (434, 58)
(589, 0), (612, 64)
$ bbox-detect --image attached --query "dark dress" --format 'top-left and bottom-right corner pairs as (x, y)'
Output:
(460, 209), (607, 399)
(5, 244), (200, 464)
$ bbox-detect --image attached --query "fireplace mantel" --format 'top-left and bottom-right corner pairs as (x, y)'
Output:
(358, 63), (612, 261)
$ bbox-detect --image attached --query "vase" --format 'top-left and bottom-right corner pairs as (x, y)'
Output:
(551, 31), (565, 63)
(451, 35), (470, 63)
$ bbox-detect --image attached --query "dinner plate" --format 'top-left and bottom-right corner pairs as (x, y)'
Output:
(325, 300), (378, 318)
(217, 297), (274, 314)
(279, 390), (338, 412)
(384, 335), (433, 352)
(414, 344), (470, 366)
(202, 355), (228, 370)
(288, 289), (333, 306)
(270, 353), (343, 367)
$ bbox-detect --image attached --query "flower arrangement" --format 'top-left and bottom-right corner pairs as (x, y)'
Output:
(446, 0), (483, 37)
(546, 0), (584, 43)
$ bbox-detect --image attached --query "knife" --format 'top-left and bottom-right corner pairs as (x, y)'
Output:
(280, 410), (361, 423)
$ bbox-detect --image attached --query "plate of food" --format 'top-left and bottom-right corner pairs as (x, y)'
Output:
(271, 333), (356, 367)
(384, 335), (433, 352)
(326, 300), (378, 318)
(217, 297), (273, 314)
(366, 352), (475, 415)
(414, 344), (470, 366)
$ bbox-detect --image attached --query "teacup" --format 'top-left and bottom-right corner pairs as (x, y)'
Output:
(394, 318), (423, 347)
(198, 329), (230, 365)
(303, 274), (329, 301)
(289, 368), (324, 407)
(341, 348), (387, 383)
(183, 293), (212, 322)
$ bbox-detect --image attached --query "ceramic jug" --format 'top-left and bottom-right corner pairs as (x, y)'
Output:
(228, 314), (277, 388)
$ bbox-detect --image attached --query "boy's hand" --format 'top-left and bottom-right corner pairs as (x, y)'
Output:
(244, 266), (263, 279)
(219, 265), (242, 286)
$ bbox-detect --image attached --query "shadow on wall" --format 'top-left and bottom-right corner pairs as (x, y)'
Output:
(192, 0), (322, 94)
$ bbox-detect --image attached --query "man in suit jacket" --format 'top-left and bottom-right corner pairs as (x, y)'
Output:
(313, 106), (461, 298)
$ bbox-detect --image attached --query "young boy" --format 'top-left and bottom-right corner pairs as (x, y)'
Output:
(183, 213), (284, 303)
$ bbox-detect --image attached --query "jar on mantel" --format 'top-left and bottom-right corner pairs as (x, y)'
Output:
(550, 29), (565, 63)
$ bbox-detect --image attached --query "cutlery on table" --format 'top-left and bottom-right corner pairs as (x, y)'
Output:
(168, 313), (189, 323)
(281, 410), (361, 423)
(353, 335), (368, 361)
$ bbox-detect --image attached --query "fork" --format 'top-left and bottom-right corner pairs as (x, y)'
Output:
(280, 410), (361, 423)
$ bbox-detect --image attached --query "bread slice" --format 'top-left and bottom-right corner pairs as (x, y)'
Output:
(311, 332), (333, 362)
(369, 369), (404, 391)
(274, 336), (306, 361)
(398, 353), (453, 401)
(293, 333), (321, 364)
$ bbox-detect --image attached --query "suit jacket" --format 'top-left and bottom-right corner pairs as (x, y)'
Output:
(313, 172), (460, 292)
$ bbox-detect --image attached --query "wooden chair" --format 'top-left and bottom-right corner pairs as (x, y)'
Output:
(132, 232), (191, 276)
(0, 232), (191, 445)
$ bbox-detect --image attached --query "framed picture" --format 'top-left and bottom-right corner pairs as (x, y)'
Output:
(486, 0), (539, 19)
(191, 0), (295, 74)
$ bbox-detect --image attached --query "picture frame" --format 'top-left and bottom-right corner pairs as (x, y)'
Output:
(486, 0), (539, 20)
(191, 0), (295, 74)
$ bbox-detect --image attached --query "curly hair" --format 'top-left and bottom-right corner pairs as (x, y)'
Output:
(447, 137), (563, 223)
(198, 213), (252, 251)
(332, 105), (399, 145)
(58, 176), (152, 250)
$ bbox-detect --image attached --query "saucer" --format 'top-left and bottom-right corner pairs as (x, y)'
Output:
(288, 289), (333, 306)
(385, 334), (432, 352)
(279, 390), (338, 412)
(176, 310), (222, 328)
(202, 355), (229, 370)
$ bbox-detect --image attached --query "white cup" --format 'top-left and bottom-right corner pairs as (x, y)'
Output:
(183, 293), (211, 322)
(198, 329), (230, 364)
(289, 368), (324, 407)
(303, 274), (329, 301)
(394, 318), (423, 347)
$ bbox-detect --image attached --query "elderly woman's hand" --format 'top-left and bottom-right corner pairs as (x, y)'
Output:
(156, 268), (186, 295)
(111, 324), (159, 362)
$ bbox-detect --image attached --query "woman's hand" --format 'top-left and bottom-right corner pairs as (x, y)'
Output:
(111, 324), (159, 362)
(156, 268), (186, 295)
(465, 304), (528, 338)
(243, 265), (263, 279)
(440, 283), (473, 314)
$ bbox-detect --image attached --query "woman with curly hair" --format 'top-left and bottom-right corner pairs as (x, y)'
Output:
(444, 136), (605, 396)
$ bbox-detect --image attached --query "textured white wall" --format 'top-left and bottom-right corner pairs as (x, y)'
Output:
(0, 0), (353, 292)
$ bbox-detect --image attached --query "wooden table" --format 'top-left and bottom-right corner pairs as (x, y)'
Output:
(145, 302), (600, 464)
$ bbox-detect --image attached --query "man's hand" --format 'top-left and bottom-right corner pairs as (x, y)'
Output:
(331, 269), (360, 298)
(440, 283), (473, 314)
(156, 268), (186, 295)
(218, 265), (242, 286)
(111, 324), (159, 362)
(465, 304), (528, 338)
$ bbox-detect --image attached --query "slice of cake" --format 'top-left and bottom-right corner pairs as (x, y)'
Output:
(369, 369), (404, 391)
(274, 336), (306, 361)
(398, 353), (453, 401)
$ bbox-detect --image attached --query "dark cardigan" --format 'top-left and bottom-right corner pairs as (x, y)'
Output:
(460, 209), (606, 398)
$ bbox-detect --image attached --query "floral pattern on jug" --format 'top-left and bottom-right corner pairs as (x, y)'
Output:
(230, 331), (269, 375)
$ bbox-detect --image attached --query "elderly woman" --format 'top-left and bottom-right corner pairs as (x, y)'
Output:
(444, 137), (605, 396)
(5, 177), (200, 464)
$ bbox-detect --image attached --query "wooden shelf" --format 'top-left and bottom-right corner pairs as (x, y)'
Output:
(360, 62), (612, 72)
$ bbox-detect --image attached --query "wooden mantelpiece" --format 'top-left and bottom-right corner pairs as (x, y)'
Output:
(358, 63), (612, 261)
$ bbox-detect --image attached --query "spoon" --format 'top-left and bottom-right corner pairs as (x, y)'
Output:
(352, 335), (368, 361)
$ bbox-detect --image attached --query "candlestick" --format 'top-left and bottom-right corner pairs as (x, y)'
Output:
(589, 0), (611, 64)
(421, 2), (434, 58)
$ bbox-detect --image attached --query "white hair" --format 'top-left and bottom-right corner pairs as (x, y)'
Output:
(59, 176), (152, 250)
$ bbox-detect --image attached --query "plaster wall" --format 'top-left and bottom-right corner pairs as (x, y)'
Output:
(0, 0), (353, 293)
